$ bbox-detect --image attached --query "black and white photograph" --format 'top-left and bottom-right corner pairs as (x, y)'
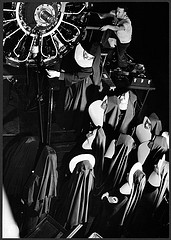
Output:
(2, 1), (169, 238)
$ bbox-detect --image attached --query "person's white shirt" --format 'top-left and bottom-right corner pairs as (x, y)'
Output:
(116, 17), (132, 43)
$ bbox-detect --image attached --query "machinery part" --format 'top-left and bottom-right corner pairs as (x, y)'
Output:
(3, 2), (91, 67)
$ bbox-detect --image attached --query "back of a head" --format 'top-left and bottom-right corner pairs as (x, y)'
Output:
(80, 39), (99, 56)
(74, 40), (100, 68)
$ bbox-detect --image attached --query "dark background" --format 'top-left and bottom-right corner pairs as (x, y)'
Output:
(89, 1), (169, 131)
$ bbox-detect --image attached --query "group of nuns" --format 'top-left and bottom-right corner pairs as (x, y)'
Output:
(3, 36), (169, 237)
(50, 88), (169, 238)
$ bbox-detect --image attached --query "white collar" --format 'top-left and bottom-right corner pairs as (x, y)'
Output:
(74, 43), (94, 68)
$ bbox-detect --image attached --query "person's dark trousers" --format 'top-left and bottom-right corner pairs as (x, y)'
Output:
(117, 40), (130, 68)
(105, 48), (116, 66)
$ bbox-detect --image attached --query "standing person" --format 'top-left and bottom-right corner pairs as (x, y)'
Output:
(46, 39), (103, 135)
(100, 4), (132, 69)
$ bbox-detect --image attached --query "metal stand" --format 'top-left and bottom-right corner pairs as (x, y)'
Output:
(46, 87), (54, 145)
(36, 64), (44, 144)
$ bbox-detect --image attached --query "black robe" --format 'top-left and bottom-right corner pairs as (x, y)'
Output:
(54, 42), (102, 133)
(21, 145), (58, 237)
(54, 159), (95, 230)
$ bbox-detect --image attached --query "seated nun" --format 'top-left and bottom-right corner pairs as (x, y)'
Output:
(147, 133), (169, 208)
(88, 96), (108, 188)
(130, 152), (169, 238)
(136, 115), (169, 178)
(103, 84), (137, 147)
(53, 128), (97, 230)
(86, 162), (146, 238)
(99, 132), (135, 194)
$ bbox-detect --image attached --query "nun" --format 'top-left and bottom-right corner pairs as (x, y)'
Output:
(46, 38), (103, 134)
(52, 128), (97, 230)
(103, 78), (137, 148)
(86, 162), (146, 238)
